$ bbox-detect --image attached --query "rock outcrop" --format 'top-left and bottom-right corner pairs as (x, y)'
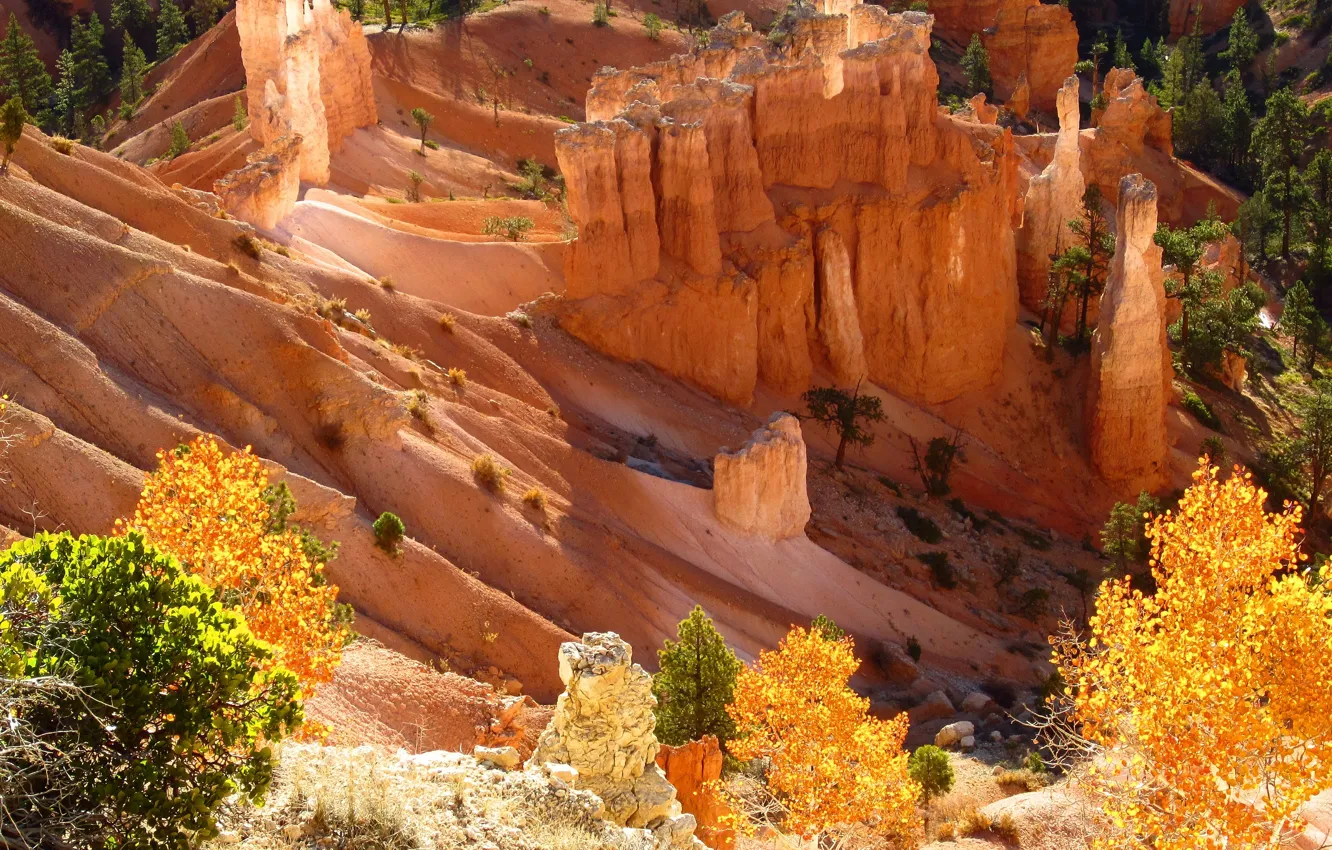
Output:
(928, 0), (1077, 111)
(655, 737), (736, 850)
(557, 8), (1020, 406)
(713, 413), (810, 539)
(1168, 0), (1246, 40)
(1017, 75), (1084, 319)
(529, 634), (704, 849)
(1087, 174), (1170, 489)
(222, 0), (376, 226)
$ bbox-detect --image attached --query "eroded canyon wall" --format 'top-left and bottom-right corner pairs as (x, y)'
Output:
(557, 9), (1020, 406)
(221, 0), (377, 226)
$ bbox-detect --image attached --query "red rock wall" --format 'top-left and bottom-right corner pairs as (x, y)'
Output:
(556, 9), (1020, 406)
(1168, 0), (1245, 40)
(655, 737), (736, 850)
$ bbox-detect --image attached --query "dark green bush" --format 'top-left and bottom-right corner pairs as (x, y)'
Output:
(1180, 389), (1222, 430)
(0, 532), (301, 850)
(1018, 587), (1049, 619)
(897, 506), (942, 544)
(917, 551), (956, 589)
(908, 745), (954, 802)
(373, 511), (405, 553)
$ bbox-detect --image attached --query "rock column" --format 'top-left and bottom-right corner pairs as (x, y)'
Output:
(1017, 75), (1084, 318)
(1087, 174), (1170, 488)
(712, 413), (811, 540)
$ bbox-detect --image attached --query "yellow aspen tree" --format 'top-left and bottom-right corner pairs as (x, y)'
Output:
(124, 436), (348, 696)
(722, 626), (922, 844)
(1054, 461), (1332, 850)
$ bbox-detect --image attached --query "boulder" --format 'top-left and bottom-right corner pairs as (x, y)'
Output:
(873, 641), (921, 685)
(961, 692), (998, 715)
(529, 634), (704, 848)
(1218, 349), (1247, 393)
(1086, 174), (1170, 490)
(475, 746), (521, 770)
(655, 737), (737, 850)
(909, 690), (957, 724)
(935, 720), (976, 748)
(712, 414), (811, 540)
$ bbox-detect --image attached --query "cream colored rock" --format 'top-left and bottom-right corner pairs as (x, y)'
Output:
(224, 0), (375, 225)
(1217, 349), (1247, 392)
(1009, 73), (1030, 121)
(713, 413), (811, 540)
(213, 134), (302, 231)
(1087, 174), (1170, 489)
(1018, 76), (1084, 319)
(935, 720), (975, 748)
(475, 745), (521, 770)
(815, 229), (867, 384)
(529, 634), (705, 849)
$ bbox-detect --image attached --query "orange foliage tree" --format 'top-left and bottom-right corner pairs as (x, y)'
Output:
(124, 436), (348, 695)
(721, 625), (922, 844)
(1053, 461), (1332, 850)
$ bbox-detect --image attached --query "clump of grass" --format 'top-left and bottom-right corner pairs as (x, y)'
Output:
(447, 367), (467, 387)
(897, 506), (942, 544)
(438, 313), (457, 332)
(405, 389), (429, 420)
(522, 487), (547, 511)
(378, 276), (395, 291)
(353, 308), (372, 324)
(472, 453), (510, 492)
(392, 342), (422, 360)
(234, 232), (262, 260)
(507, 310), (534, 329)
(50, 136), (74, 154)
(995, 768), (1047, 792)
(373, 511), (405, 553)
(958, 809), (1019, 841)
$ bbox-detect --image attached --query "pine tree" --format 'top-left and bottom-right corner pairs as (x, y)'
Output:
(188, 0), (224, 36)
(167, 117), (188, 157)
(69, 12), (111, 118)
(0, 13), (53, 118)
(110, 0), (152, 41)
(1172, 76), (1225, 167)
(1252, 88), (1312, 260)
(156, 0), (189, 56)
(652, 605), (742, 749)
(0, 94), (26, 175)
(1221, 5), (1257, 73)
(1307, 151), (1332, 286)
(51, 49), (76, 134)
(1112, 27), (1134, 71)
(1155, 28), (1204, 108)
(1282, 281), (1314, 361)
(1054, 183), (1114, 345)
(1297, 380), (1332, 521)
(118, 36), (146, 108)
(961, 34), (991, 96)
(1221, 69), (1253, 175)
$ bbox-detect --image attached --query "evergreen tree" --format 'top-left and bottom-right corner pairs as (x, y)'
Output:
(167, 117), (188, 157)
(0, 14), (53, 119)
(1155, 215), (1227, 351)
(802, 383), (885, 469)
(118, 36), (146, 108)
(1089, 31), (1109, 93)
(156, 0), (189, 56)
(961, 34), (991, 96)
(1173, 77), (1225, 167)
(1054, 184), (1114, 345)
(1112, 27), (1134, 71)
(189, 0), (224, 36)
(69, 12), (111, 119)
(1252, 88), (1312, 260)
(51, 49), (76, 134)
(1236, 190), (1275, 264)
(1221, 5), (1258, 74)
(110, 0), (152, 46)
(232, 94), (247, 131)
(1297, 380), (1332, 522)
(1138, 37), (1167, 82)
(1221, 69), (1253, 176)
(1282, 281), (1314, 361)
(1100, 491), (1160, 576)
(1307, 150), (1332, 287)
(1, 94), (25, 175)
(1155, 27), (1204, 108)
(652, 606), (742, 749)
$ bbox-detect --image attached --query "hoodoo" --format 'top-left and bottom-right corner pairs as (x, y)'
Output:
(556, 8), (1020, 406)
(1087, 174), (1171, 490)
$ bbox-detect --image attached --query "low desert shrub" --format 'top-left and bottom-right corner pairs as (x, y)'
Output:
(995, 768), (1047, 791)
(378, 275), (395, 290)
(482, 215), (535, 241)
(234, 232), (262, 259)
(592, 2), (608, 25)
(167, 119), (190, 158)
(522, 487), (547, 510)
(438, 312), (457, 332)
(643, 11), (662, 38)
(917, 551), (956, 589)
(906, 635), (922, 661)
(373, 511), (405, 553)
(507, 310), (534, 328)
(49, 135), (74, 154)
(897, 506), (942, 543)
(1180, 388), (1221, 429)
(447, 367), (467, 386)
(472, 453), (510, 492)
(405, 389), (429, 420)
(1018, 587), (1048, 619)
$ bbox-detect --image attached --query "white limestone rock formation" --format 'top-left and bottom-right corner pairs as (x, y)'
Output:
(713, 413), (811, 540)
(1018, 75), (1084, 321)
(528, 633), (705, 849)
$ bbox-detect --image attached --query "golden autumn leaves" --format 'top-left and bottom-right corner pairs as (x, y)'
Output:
(1055, 461), (1332, 850)
(717, 626), (922, 843)
(119, 436), (348, 697)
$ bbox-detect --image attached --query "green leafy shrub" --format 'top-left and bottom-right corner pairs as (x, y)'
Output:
(1025, 751), (1046, 774)
(917, 551), (955, 588)
(908, 745), (955, 802)
(643, 11), (662, 39)
(482, 215), (535, 241)
(373, 511), (405, 553)
(592, 2), (608, 25)
(0, 532), (301, 850)
(1180, 389), (1221, 430)
(897, 505), (942, 544)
